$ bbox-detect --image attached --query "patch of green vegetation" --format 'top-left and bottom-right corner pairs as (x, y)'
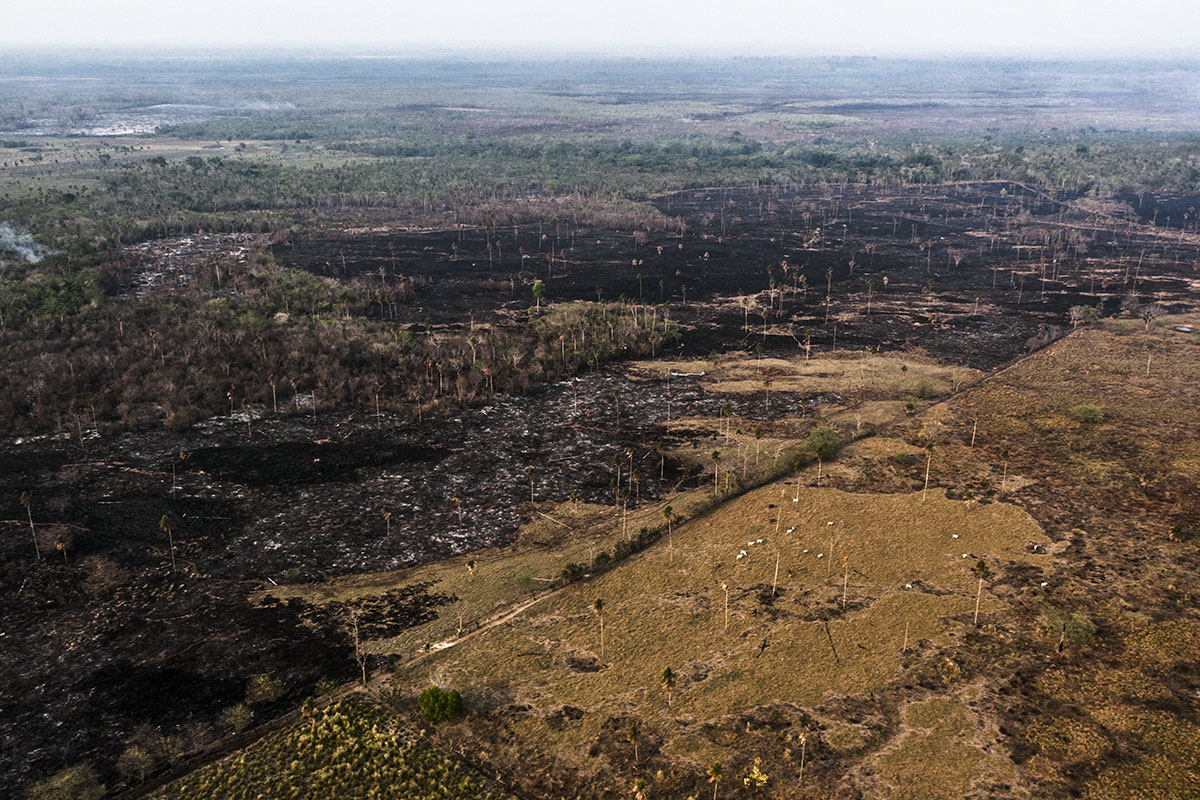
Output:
(154, 697), (509, 800)
(419, 687), (464, 723)
(804, 425), (840, 460)
(1071, 403), (1106, 423)
(1041, 607), (1098, 646)
(27, 765), (106, 800)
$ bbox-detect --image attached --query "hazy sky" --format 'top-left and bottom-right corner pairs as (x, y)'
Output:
(6, 0), (1200, 53)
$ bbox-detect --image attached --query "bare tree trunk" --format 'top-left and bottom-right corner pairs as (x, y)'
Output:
(973, 578), (983, 625)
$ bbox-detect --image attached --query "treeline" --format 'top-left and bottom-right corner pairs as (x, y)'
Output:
(4, 129), (1199, 265)
(0, 269), (677, 434)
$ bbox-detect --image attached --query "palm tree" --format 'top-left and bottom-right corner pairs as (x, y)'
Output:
(798, 731), (808, 784)
(381, 505), (392, 536)
(466, 559), (476, 579)
(527, 467), (536, 503)
(660, 667), (676, 708)
(19, 491), (39, 561)
(159, 514), (176, 576)
(707, 762), (723, 800)
(301, 696), (317, 732)
(593, 599), (606, 658)
(662, 506), (674, 550)
(632, 778), (647, 800)
(711, 451), (722, 493)
(628, 724), (639, 763)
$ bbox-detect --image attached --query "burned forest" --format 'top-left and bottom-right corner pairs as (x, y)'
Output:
(2, 52), (1200, 800)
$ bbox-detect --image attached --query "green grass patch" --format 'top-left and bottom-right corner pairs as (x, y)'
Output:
(153, 697), (509, 800)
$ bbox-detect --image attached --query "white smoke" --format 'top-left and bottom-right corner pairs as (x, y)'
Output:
(0, 223), (48, 264)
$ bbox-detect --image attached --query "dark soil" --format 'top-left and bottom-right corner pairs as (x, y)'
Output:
(274, 182), (1198, 370)
(0, 365), (828, 790)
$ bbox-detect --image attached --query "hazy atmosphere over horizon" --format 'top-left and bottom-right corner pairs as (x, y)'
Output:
(7, 0), (1200, 52)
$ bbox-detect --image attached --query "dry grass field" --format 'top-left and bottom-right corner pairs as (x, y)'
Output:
(237, 317), (1200, 799)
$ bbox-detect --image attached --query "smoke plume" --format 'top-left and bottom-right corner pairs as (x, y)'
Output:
(0, 222), (49, 264)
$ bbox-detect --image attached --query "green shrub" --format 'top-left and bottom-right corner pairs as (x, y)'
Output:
(913, 378), (937, 400)
(1044, 607), (1098, 645)
(560, 562), (586, 584)
(218, 703), (254, 734)
(28, 765), (105, 800)
(804, 426), (841, 460)
(117, 744), (156, 783)
(1071, 404), (1105, 423)
(245, 674), (285, 706)
(418, 686), (464, 723)
(890, 452), (918, 466)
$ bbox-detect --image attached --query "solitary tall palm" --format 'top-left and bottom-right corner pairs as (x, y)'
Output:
(593, 599), (606, 658)
(661, 666), (676, 708)
(711, 451), (722, 493)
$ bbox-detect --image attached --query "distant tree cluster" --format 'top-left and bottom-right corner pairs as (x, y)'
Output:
(0, 263), (676, 434)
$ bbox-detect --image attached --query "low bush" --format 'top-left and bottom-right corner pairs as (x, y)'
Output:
(218, 703), (254, 734)
(245, 674), (285, 706)
(418, 686), (464, 723)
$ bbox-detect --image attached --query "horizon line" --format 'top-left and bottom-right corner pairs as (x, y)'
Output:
(4, 43), (1200, 61)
